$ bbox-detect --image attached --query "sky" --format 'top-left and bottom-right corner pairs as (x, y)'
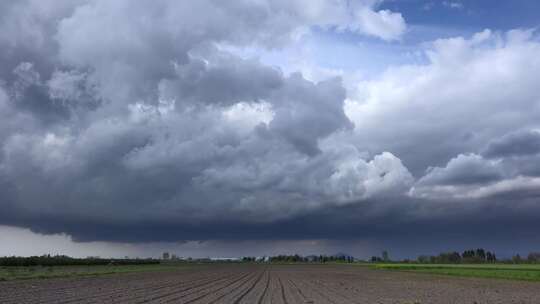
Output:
(1, 0), (540, 260)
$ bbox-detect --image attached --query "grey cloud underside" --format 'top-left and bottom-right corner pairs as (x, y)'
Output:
(3, 196), (540, 244)
(483, 130), (540, 159)
(0, 1), (540, 246)
(417, 154), (503, 186)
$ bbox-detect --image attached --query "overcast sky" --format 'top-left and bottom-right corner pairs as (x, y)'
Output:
(1, 0), (540, 259)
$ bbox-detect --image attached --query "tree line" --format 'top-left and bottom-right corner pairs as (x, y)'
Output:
(370, 249), (540, 264)
(0, 254), (160, 267)
(414, 248), (497, 264)
(242, 254), (355, 263)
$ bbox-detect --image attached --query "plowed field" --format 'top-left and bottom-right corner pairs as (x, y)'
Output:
(1, 264), (539, 303)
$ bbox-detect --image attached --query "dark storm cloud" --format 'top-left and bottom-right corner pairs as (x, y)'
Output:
(0, 0), (539, 251)
(0, 0), (411, 241)
(479, 130), (540, 178)
(483, 129), (540, 159)
(4, 194), (540, 248)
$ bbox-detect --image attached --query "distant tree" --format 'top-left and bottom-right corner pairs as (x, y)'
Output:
(461, 248), (490, 263)
(462, 250), (474, 260)
(462, 250), (473, 259)
(486, 251), (497, 263)
(512, 254), (522, 264)
(371, 256), (382, 263)
(430, 252), (461, 264)
(448, 252), (461, 263)
(475, 248), (486, 261)
(162, 252), (170, 260)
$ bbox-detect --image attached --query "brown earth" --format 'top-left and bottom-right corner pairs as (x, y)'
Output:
(1, 264), (539, 303)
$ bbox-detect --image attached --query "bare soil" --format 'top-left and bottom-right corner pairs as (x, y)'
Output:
(1, 264), (539, 303)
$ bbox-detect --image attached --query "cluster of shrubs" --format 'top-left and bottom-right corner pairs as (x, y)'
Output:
(0, 254), (160, 267)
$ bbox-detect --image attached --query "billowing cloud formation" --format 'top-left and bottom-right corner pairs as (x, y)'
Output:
(347, 29), (540, 175)
(418, 154), (503, 186)
(0, 0), (413, 241)
(344, 28), (540, 241)
(1, 0), (540, 249)
(353, 6), (406, 41)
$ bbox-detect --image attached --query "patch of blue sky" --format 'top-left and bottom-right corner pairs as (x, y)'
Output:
(380, 0), (540, 30)
(220, 0), (540, 84)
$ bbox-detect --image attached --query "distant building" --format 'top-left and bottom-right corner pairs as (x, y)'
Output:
(254, 256), (270, 262)
(162, 252), (170, 260)
(382, 251), (389, 262)
(305, 255), (318, 262)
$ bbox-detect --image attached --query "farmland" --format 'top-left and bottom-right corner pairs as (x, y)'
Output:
(0, 263), (185, 281)
(373, 263), (540, 282)
(1, 263), (540, 303)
